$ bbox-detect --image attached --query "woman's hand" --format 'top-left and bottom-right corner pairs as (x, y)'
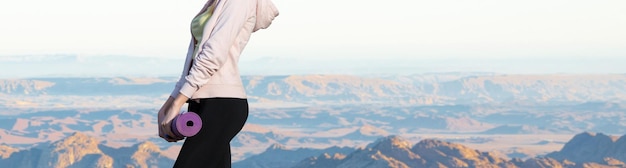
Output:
(158, 96), (184, 142)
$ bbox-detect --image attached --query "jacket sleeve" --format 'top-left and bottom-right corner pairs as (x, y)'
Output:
(178, 0), (253, 98)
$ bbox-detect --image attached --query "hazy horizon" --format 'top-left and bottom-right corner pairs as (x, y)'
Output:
(0, 54), (625, 78)
(1, 0), (625, 77)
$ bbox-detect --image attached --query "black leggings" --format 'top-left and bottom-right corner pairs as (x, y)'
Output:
(173, 98), (249, 168)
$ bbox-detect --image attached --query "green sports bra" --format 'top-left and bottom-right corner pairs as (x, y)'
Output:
(190, 4), (216, 56)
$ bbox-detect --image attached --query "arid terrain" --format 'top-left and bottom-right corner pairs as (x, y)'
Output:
(1, 74), (625, 167)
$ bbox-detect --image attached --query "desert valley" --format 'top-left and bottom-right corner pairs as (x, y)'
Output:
(1, 73), (626, 167)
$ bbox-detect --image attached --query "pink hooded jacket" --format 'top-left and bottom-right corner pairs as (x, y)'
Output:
(170, 0), (279, 99)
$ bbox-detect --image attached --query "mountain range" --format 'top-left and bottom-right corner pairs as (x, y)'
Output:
(0, 132), (173, 168)
(2, 74), (626, 106)
(1, 74), (626, 167)
(2, 132), (625, 168)
(239, 132), (626, 168)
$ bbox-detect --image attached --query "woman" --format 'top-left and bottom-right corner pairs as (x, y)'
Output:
(157, 0), (278, 167)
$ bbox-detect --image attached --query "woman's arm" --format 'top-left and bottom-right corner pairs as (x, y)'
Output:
(158, 96), (184, 142)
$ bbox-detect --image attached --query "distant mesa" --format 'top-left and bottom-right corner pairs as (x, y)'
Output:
(233, 143), (355, 168)
(0, 79), (54, 95)
(445, 137), (494, 144)
(342, 124), (390, 140)
(534, 140), (565, 145)
(3, 74), (626, 106)
(505, 147), (533, 159)
(480, 125), (552, 134)
(358, 124), (390, 137)
(267, 143), (288, 151)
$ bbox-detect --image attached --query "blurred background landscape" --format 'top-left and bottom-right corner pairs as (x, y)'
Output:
(1, 0), (626, 167)
(1, 60), (625, 167)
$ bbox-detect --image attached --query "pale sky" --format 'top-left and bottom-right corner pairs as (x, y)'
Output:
(1, 0), (625, 63)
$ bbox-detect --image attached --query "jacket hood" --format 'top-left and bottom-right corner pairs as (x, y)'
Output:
(253, 0), (279, 32)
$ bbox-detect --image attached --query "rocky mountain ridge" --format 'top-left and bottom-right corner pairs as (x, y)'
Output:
(0, 144), (18, 159)
(292, 136), (514, 168)
(241, 132), (626, 168)
(0, 132), (173, 168)
(3, 132), (626, 168)
(546, 132), (626, 165)
(232, 144), (355, 168)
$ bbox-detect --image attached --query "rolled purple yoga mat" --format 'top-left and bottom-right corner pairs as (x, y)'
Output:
(171, 112), (202, 137)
